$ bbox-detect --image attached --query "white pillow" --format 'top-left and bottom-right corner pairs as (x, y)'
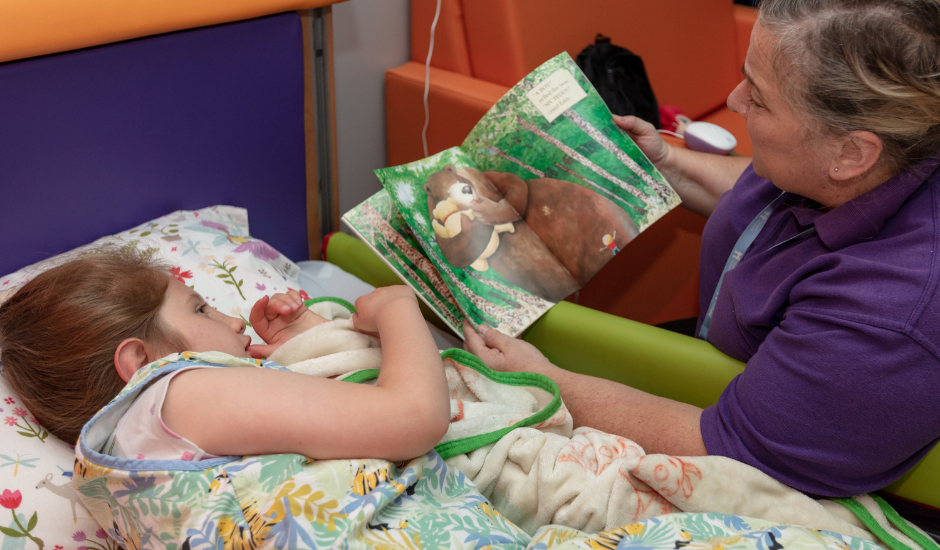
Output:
(0, 205), (306, 544)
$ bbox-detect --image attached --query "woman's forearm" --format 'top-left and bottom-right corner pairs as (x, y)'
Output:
(462, 317), (707, 456)
(661, 147), (752, 218)
(532, 360), (707, 456)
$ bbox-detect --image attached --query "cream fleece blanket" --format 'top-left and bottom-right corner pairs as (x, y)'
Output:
(271, 301), (571, 449)
(271, 301), (925, 546)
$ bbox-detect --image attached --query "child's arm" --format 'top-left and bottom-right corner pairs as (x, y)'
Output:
(162, 286), (450, 461)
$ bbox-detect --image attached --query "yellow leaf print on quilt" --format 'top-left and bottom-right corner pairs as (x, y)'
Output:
(529, 527), (580, 548)
(625, 523), (646, 535)
(586, 524), (645, 550)
(269, 480), (345, 531)
(478, 501), (508, 523)
(117, 515), (145, 550)
(360, 528), (424, 550)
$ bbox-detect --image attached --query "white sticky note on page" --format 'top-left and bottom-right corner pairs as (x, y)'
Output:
(526, 70), (588, 122)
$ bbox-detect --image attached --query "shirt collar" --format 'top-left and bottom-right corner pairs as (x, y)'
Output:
(806, 155), (940, 250)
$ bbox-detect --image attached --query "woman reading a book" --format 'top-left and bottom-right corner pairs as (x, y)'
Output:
(465, 0), (940, 498)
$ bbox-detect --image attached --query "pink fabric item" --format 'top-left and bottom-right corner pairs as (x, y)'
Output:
(159, 416), (184, 439)
(659, 105), (685, 132)
(110, 367), (219, 462)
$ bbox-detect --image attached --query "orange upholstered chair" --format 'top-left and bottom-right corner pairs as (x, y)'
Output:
(385, 0), (759, 325)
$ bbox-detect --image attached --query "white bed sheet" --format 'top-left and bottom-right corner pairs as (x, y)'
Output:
(296, 260), (462, 350)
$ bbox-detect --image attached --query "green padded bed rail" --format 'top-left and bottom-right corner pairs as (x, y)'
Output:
(324, 230), (940, 509)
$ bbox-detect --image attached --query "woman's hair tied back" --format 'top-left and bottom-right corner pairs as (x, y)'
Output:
(759, 0), (940, 172)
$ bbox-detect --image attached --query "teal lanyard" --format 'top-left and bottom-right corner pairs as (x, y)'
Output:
(698, 191), (787, 341)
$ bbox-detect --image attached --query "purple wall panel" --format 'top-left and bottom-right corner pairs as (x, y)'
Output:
(0, 12), (309, 275)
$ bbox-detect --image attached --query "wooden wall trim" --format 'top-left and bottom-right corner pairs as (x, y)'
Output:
(301, 10), (320, 260)
(302, 7), (341, 260)
(0, 0), (349, 64)
(323, 7), (341, 238)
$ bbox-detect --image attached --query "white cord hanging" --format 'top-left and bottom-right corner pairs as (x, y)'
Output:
(421, 0), (443, 158)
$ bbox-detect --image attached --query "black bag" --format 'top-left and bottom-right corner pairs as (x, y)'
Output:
(576, 34), (661, 129)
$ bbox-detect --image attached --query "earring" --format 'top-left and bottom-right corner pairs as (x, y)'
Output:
(834, 167), (839, 172)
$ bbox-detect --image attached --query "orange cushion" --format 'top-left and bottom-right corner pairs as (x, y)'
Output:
(411, 0), (473, 75)
(385, 61), (508, 166)
(734, 5), (759, 69)
(0, 0), (343, 63)
(460, 0), (741, 120)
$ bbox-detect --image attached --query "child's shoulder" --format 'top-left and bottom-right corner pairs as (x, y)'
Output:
(123, 352), (283, 393)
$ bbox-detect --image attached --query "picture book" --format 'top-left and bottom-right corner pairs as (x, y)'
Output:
(343, 53), (681, 338)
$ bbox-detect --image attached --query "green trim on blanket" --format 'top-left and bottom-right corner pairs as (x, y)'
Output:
(871, 494), (940, 550)
(339, 368), (380, 383)
(832, 497), (909, 550)
(832, 495), (938, 550)
(432, 348), (563, 460)
(330, 348), (563, 461)
(303, 296), (356, 313)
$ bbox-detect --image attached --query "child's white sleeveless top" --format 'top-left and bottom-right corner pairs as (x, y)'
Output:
(110, 366), (219, 461)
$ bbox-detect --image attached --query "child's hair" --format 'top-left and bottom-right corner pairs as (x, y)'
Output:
(0, 248), (186, 443)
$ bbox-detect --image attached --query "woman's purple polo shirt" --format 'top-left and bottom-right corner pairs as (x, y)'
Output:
(698, 157), (940, 497)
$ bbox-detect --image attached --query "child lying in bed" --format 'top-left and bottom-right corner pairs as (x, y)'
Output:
(0, 248), (536, 548)
(0, 248), (449, 460)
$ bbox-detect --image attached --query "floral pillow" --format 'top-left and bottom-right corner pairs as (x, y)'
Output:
(0, 205), (307, 344)
(0, 377), (114, 549)
(0, 205), (306, 547)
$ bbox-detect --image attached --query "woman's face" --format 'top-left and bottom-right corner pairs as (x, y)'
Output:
(727, 24), (838, 203)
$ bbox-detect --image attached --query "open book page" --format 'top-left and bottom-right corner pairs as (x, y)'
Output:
(374, 148), (571, 338)
(461, 53), (681, 285)
(341, 190), (465, 335)
(347, 53), (681, 338)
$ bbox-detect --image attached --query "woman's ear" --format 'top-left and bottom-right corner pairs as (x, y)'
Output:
(831, 130), (884, 181)
(114, 338), (150, 382)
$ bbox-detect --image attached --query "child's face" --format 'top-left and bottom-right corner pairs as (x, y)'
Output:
(159, 278), (252, 358)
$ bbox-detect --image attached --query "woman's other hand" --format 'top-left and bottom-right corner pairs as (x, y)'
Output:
(615, 114), (750, 218)
(462, 320), (555, 375)
(247, 290), (324, 358)
(614, 115), (671, 170)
